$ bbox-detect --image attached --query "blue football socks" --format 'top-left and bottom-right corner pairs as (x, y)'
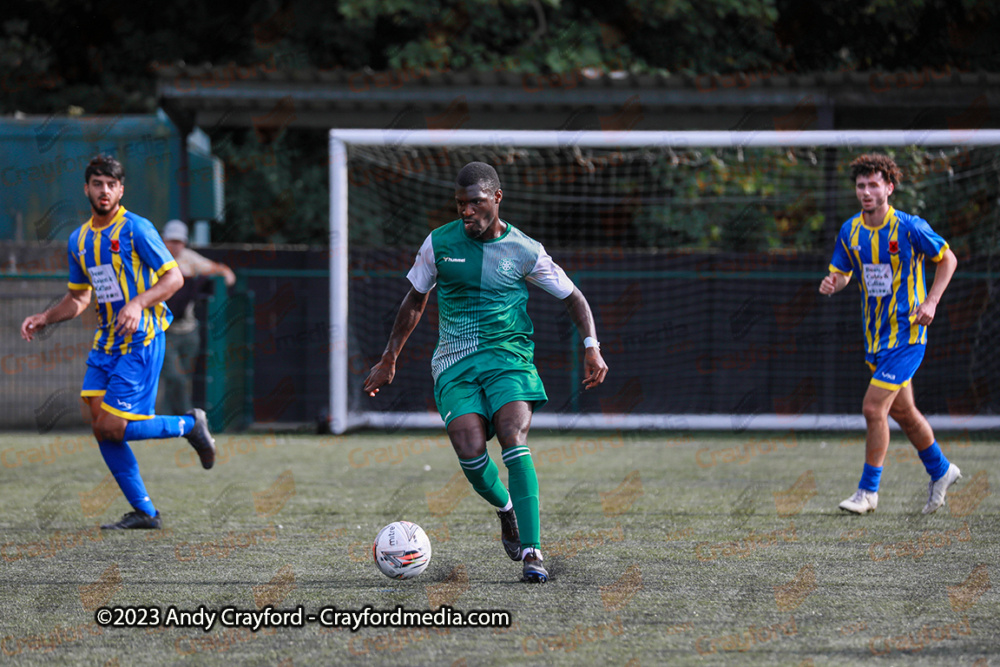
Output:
(123, 415), (194, 441)
(98, 440), (157, 517)
(859, 462), (883, 492)
(917, 441), (951, 482)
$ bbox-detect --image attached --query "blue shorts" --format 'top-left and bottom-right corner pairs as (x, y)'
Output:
(866, 343), (925, 391)
(81, 334), (165, 421)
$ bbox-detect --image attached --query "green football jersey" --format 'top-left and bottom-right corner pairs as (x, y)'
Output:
(407, 220), (575, 380)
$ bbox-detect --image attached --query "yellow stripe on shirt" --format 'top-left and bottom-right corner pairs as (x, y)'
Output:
(110, 219), (132, 354)
(848, 219), (874, 354)
(915, 257), (926, 344)
(90, 227), (116, 355)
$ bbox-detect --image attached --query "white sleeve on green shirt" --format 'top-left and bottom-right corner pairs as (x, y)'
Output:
(406, 233), (437, 293)
(526, 245), (574, 298)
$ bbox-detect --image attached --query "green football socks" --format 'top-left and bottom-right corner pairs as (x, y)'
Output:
(459, 452), (511, 508)
(502, 446), (540, 550)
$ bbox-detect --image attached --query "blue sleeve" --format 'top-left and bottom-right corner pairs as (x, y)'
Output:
(907, 215), (949, 262)
(67, 230), (91, 289)
(829, 223), (854, 275)
(132, 217), (177, 276)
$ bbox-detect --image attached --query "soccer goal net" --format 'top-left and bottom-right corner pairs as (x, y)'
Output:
(329, 130), (1000, 435)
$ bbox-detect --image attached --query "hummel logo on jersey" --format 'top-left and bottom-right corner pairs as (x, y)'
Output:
(116, 399), (133, 410)
(442, 257), (466, 263)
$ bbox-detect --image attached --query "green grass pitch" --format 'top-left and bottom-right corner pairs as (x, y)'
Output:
(0, 428), (997, 665)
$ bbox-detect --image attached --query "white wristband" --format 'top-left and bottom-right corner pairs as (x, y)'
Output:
(584, 337), (600, 350)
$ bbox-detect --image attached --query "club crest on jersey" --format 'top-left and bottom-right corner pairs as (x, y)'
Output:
(888, 240), (899, 254)
(110, 239), (120, 253)
(498, 258), (516, 276)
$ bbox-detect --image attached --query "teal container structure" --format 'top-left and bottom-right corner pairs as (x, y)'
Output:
(0, 110), (221, 240)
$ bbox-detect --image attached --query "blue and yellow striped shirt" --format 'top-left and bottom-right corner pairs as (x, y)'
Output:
(829, 206), (949, 359)
(67, 207), (177, 355)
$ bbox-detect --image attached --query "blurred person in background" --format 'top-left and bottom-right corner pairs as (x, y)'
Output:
(158, 219), (236, 415)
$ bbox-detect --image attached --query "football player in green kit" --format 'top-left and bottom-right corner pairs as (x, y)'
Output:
(365, 162), (609, 582)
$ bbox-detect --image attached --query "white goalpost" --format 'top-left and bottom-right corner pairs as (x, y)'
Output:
(329, 129), (1000, 435)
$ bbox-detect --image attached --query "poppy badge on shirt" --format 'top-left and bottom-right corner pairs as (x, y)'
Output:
(888, 240), (899, 254)
(110, 239), (120, 253)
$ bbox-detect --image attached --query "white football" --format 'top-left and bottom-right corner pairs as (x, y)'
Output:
(373, 521), (432, 579)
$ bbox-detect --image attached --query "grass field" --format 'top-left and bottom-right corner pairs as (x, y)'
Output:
(0, 428), (997, 666)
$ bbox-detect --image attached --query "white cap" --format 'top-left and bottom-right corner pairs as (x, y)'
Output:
(163, 219), (189, 243)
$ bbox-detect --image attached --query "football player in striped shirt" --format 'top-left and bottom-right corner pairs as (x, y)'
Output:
(364, 162), (609, 582)
(20, 155), (216, 530)
(819, 153), (959, 515)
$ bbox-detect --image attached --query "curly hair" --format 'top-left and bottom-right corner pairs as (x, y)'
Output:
(849, 153), (901, 187)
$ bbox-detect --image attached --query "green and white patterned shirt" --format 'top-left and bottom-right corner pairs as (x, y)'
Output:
(407, 220), (575, 381)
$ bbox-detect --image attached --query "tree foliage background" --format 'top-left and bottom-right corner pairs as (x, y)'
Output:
(2, 0), (998, 244)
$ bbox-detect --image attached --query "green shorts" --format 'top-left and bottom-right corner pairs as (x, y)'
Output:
(434, 349), (548, 439)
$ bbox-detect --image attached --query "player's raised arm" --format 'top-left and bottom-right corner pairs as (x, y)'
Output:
(364, 287), (431, 397)
(561, 286), (609, 389)
(20, 288), (93, 341)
